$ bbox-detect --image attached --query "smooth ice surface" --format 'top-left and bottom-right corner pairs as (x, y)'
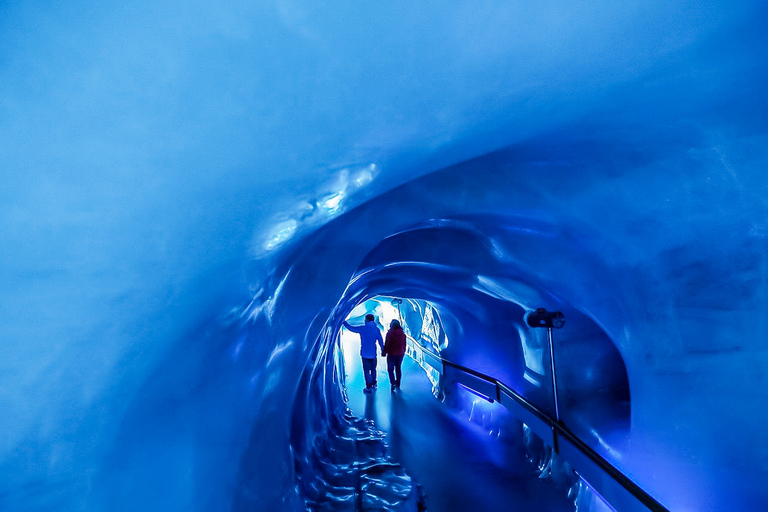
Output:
(2, 1), (768, 511)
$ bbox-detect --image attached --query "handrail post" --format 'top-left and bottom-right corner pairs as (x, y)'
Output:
(547, 326), (561, 453)
(547, 326), (560, 423)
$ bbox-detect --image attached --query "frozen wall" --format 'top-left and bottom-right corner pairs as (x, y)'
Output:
(1, 0), (767, 510)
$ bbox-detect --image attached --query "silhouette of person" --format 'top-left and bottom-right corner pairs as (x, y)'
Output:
(343, 314), (384, 393)
(382, 319), (407, 392)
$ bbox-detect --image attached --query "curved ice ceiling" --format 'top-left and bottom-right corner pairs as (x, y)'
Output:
(2, 1), (768, 511)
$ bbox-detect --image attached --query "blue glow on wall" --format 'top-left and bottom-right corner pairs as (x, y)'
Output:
(1, 1), (767, 510)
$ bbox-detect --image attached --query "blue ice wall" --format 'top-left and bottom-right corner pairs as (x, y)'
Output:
(1, 1), (768, 510)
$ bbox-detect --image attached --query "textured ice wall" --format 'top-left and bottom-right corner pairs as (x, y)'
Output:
(286, 129), (768, 510)
(1, 0), (767, 510)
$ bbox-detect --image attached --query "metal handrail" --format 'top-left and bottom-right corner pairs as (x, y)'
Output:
(405, 337), (668, 512)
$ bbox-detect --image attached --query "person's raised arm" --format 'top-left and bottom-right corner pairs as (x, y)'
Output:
(343, 321), (363, 334)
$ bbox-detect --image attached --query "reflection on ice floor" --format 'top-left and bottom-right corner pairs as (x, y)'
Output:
(343, 348), (573, 512)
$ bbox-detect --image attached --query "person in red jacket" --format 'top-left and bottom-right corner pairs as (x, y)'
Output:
(382, 319), (407, 392)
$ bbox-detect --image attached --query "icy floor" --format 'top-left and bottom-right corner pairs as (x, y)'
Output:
(342, 347), (573, 512)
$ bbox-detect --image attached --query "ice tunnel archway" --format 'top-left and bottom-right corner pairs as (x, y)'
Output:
(342, 218), (631, 442)
(249, 131), (768, 511)
(290, 211), (634, 509)
(3, 1), (768, 511)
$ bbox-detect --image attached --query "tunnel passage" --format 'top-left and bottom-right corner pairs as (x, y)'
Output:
(341, 218), (632, 453)
(291, 214), (633, 510)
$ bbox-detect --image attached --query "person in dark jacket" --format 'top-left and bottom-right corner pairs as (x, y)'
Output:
(382, 319), (407, 392)
(343, 313), (384, 393)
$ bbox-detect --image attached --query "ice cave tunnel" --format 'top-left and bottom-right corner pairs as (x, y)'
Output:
(2, 1), (768, 511)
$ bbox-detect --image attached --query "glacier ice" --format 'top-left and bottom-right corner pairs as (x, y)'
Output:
(2, 0), (768, 510)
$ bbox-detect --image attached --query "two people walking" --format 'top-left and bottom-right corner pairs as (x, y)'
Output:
(343, 314), (407, 393)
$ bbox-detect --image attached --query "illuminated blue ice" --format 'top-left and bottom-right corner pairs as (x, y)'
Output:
(1, 0), (768, 511)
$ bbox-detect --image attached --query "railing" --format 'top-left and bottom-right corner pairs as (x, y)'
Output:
(405, 338), (668, 512)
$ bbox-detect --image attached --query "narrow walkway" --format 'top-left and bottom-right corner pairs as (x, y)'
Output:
(342, 339), (573, 512)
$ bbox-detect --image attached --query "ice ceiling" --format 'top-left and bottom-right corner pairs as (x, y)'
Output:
(1, 1), (768, 511)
